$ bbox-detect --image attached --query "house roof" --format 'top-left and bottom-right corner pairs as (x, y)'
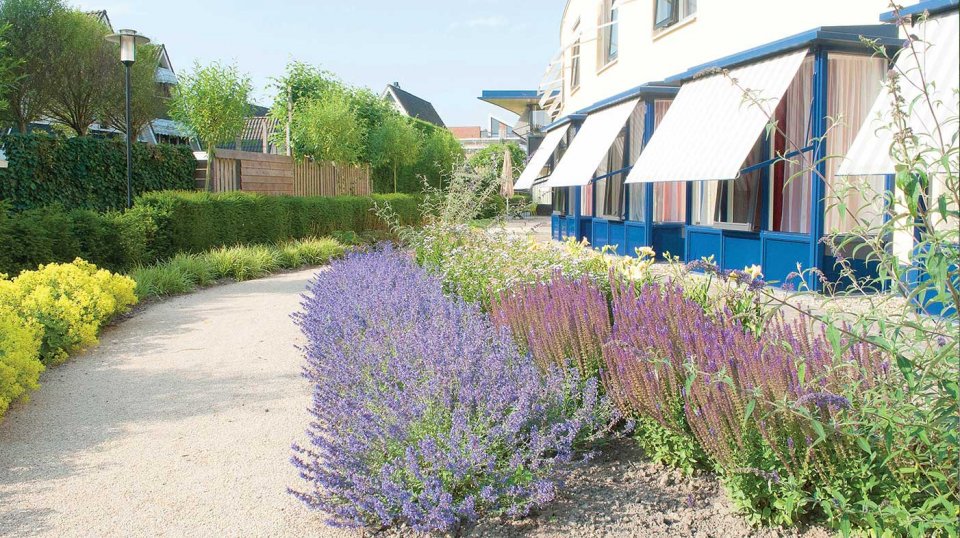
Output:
(449, 126), (482, 139)
(383, 84), (446, 127)
(240, 116), (279, 141)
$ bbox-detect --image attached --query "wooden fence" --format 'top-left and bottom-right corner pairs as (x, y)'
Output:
(196, 149), (371, 196)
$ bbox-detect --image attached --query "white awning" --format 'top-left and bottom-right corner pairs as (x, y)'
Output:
(838, 12), (959, 176)
(625, 49), (808, 183)
(513, 127), (568, 190)
(545, 98), (641, 187)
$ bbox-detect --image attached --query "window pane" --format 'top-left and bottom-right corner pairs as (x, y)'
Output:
(770, 57), (814, 234)
(823, 54), (888, 237)
(691, 181), (718, 226)
(602, 130), (626, 219)
(571, 42), (581, 89)
(712, 138), (763, 229)
(655, 0), (678, 28)
(607, 8), (619, 61)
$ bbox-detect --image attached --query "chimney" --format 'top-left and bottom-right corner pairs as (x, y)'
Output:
(393, 82), (400, 88)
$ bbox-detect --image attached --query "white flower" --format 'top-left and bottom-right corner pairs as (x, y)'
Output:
(744, 264), (763, 280)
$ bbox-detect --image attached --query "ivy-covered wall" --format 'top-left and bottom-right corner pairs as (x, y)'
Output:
(0, 134), (197, 211)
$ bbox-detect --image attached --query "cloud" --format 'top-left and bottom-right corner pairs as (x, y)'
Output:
(449, 16), (509, 30)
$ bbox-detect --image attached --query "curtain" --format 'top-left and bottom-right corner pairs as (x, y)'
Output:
(653, 100), (685, 222)
(627, 104), (646, 221)
(582, 181), (593, 216)
(601, 130), (626, 219)
(824, 54), (887, 233)
(776, 56), (814, 233)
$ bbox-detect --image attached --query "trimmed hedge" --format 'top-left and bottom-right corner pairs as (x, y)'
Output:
(0, 133), (197, 211)
(0, 192), (420, 276)
(135, 191), (419, 255)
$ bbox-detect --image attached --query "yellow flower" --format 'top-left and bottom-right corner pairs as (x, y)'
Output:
(636, 246), (656, 259)
(744, 264), (763, 280)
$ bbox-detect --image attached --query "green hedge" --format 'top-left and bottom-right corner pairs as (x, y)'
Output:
(0, 133), (197, 211)
(0, 191), (420, 276)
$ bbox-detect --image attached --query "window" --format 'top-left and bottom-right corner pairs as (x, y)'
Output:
(769, 57), (814, 234)
(570, 38), (581, 91)
(651, 100), (685, 222)
(600, 127), (627, 219)
(654, 0), (696, 30)
(691, 138), (763, 230)
(823, 54), (887, 236)
(599, 0), (619, 68)
(627, 104), (646, 221)
(553, 187), (569, 215)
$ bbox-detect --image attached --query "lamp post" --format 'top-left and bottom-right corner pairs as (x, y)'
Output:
(105, 29), (150, 208)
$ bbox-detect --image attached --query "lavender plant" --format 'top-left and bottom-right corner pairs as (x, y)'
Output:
(290, 248), (604, 534)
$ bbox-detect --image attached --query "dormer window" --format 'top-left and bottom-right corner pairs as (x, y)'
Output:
(654, 0), (696, 30)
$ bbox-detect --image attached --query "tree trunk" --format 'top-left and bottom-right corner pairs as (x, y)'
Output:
(205, 145), (213, 192)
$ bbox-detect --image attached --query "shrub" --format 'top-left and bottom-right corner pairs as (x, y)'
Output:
(291, 248), (604, 533)
(0, 305), (43, 417)
(491, 272), (611, 379)
(0, 133), (196, 211)
(0, 259), (137, 364)
(0, 192), (418, 276)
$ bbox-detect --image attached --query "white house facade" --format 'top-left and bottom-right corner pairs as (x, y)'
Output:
(512, 0), (958, 294)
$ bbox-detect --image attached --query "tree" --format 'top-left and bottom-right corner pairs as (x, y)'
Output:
(468, 142), (525, 178)
(269, 61), (339, 154)
(0, 24), (17, 113)
(369, 114), (421, 193)
(0, 0), (67, 132)
(101, 43), (164, 143)
(417, 127), (464, 189)
(169, 61), (251, 190)
(290, 91), (363, 163)
(44, 9), (114, 136)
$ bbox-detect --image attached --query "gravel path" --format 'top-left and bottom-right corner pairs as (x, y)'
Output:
(0, 268), (350, 538)
(1, 265), (826, 538)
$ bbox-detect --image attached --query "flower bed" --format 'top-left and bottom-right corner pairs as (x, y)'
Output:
(290, 248), (606, 533)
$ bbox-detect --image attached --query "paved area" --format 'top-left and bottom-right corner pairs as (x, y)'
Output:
(0, 269), (352, 538)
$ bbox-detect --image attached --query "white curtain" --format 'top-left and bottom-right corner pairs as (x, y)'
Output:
(602, 130), (626, 218)
(652, 100), (685, 222)
(824, 54), (887, 233)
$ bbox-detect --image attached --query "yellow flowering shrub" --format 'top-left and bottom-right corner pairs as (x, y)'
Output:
(0, 305), (43, 417)
(0, 259), (137, 364)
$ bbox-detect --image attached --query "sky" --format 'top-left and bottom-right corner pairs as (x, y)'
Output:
(74, 0), (564, 127)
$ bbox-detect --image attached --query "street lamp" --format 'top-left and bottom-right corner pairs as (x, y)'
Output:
(105, 29), (151, 208)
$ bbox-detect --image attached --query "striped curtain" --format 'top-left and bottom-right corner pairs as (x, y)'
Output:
(824, 54), (887, 233)
(653, 100), (685, 222)
(627, 104), (646, 221)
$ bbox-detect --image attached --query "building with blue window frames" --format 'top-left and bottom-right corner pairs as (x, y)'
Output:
(491, 0), (957, 293)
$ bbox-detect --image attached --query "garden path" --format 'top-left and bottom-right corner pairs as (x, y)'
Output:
(0, 268), (351, 538)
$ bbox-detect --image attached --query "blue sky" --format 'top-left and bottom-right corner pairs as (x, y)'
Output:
(75, 0), (563, 126)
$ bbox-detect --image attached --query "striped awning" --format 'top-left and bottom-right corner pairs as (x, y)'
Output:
(625, 49), (808, 183)
(513, 126), (568, 190)
(838, 12), (959, 176)
(545, 98), (640, 187)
